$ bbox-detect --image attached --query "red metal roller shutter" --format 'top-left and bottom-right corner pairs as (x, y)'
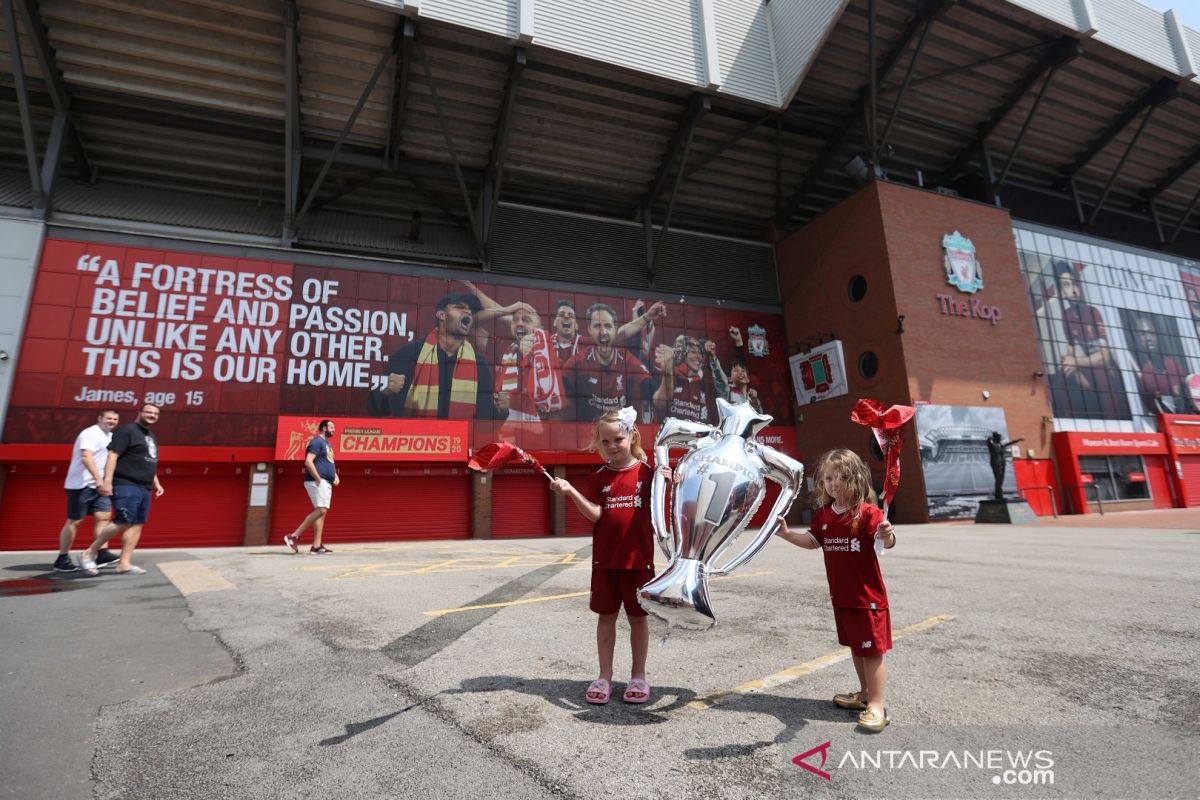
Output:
(491, 471), (550, 538)
(1, 470), (71, 551)
(1181, 455), (1200, 506)
(565, 466), (597, 536)
(141, 464), (248, 547)
(269, 465), (470, 544)
(0, 464), (248, 550)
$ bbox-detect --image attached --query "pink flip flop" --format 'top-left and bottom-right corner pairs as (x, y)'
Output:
(622, 678), (650, 704)
(584, 679), (611, 705)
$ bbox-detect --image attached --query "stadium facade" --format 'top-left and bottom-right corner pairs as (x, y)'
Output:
(2, 0), (1200, 543)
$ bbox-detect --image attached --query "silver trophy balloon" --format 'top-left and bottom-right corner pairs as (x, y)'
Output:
(637, 398), (804, 630)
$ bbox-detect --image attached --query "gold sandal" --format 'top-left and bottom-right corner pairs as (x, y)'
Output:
(833, 691), (868, 711)
(857, 707), (890, 732)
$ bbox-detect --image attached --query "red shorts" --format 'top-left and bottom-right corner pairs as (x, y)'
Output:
(834, 607), (892, 656)
(590, 568), (654, 617)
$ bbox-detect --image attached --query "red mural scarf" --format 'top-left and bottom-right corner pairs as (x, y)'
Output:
(405, 330), (478, 418)
(526, 328), (565, 414)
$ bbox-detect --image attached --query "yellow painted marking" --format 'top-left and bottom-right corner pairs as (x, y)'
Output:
(422, 570), (774, 617)
(688, 613), (956, 710)
(158, 560), (236, 595)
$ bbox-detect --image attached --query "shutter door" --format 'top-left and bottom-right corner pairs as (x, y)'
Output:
(491, 471), (551, 538)
(269, 464), (470, 544)
(1, 470), (70, 551)
(1181, 455), (1200, 506)
(0, 464), (247, 550)
(565, 466), (597, 536)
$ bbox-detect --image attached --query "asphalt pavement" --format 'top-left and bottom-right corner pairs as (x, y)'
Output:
(1, 517), (1197, 799)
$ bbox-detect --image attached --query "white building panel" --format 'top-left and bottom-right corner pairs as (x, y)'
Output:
(1091, 0), (1186, 77)
(1002, 0), (1089, 34)
(713, 0), (780, 105)
(1189, 28), (1200, 84)
(0, 217), (45, 429)
(422, 0), (518, 38)
(770, 0), (849, 107)
(535, 0), (705, 87)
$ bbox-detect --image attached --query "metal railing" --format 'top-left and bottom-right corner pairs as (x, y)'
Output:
(1068, 483), (1105, 515)
(1017, 485), (1058, 518)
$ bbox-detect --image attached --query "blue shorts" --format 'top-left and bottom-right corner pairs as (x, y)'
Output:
(66, 488), (112, 520)
(112, 484), (153, 526)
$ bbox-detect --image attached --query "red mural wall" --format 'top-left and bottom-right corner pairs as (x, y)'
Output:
(5, 239), (797, 459)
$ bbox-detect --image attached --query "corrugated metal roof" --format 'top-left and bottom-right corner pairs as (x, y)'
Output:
(0, 0), (1198, 276)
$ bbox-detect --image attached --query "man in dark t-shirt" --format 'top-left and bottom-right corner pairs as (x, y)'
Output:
(80, 403), (164, 575)
(284, 419), (340, 555)
(373, 293), (495, 419)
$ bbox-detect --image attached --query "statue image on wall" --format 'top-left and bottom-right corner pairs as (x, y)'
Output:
(987, 432), (1023, 500)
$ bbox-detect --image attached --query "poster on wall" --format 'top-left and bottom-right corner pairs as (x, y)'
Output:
(916, 404), (1017, 520)
(788, 340), (848, 405)
(1017, 227), (1200, 432)
(4, 239), (796, 455)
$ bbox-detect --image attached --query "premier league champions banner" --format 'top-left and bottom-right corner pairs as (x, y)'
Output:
(5, 239), (796, 456)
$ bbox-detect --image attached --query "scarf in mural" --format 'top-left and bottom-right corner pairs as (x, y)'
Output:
(527, 328), (565, 414)
(405, 330), (478, 418)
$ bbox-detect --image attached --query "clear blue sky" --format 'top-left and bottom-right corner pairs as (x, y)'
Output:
(1138, 0), (1200, 30)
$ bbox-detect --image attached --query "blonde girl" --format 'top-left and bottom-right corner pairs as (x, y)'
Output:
(550, 407), (656, 705)
(776, 448), (897, 732)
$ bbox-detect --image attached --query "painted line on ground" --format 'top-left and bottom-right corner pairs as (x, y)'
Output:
(421, 570), (774, 617)
(688, 613), (956, 710)
(158, 560), (236, 595)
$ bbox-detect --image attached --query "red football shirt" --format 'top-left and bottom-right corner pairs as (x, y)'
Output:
(808, 503), (888, 609)
(562, 346), (653, 422)
(668, 366), (713, 423)
(585, 460), (656, 570)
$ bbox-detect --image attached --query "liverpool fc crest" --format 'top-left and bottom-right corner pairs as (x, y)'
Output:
(942, 231), (983, 293)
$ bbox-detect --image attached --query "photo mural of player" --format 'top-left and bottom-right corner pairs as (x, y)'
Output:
(1016, 226), (1200, 432)
(5, 239), (795, 454)
(915, 404), (1018, 520)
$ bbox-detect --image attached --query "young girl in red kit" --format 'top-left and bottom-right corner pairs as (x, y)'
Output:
(550, 406), (658, 705)
(775, 448), (897, 732)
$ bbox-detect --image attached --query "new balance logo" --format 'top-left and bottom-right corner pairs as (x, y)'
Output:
(861, 640), (873, 649)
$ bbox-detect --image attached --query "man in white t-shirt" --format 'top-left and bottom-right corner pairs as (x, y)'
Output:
(54, 410), (121, 572)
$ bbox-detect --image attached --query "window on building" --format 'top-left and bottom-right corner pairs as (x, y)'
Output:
(1078, 455), (1150, 502)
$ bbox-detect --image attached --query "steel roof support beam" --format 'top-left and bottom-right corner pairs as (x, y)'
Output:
(641, 93), (708, 276)
(648, 97), (703, 282)
(3, 0), (43, 206)
(994, 60), (1065, 191)
(1140, 145), (1200, 207)
(641, 93), (709, 217)
(878, 12), (935, 160)
(941, 36), (1080, 185)
(776, 0), (955, 227)
(1085, 103), (1158, 227)
(385, 20), (414, 169)
(1054, 77), (1179, 189)
(682, 111), (771, 182)
(8, 0), (92, 214)
(481, 47), (526, 247)
(1168, 188), (1200, 246)
(413, 35), (486, 263)
(878, 42), (1045, 94)
(293, 26), (399, 235)
(283, 0), (301, 242)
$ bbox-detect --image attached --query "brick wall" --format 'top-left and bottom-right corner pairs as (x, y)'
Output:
(776, 181), (1053, 522)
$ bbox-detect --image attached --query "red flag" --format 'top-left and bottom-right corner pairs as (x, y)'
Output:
(850, 398), (915, 508)
(467, 442), (549, 478)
